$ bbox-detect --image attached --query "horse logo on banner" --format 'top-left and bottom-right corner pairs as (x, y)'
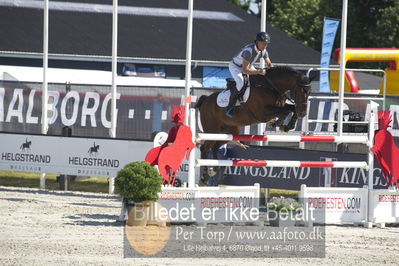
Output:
(20, 138), (32, 152)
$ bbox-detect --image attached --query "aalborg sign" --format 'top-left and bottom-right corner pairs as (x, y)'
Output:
(0, 133), (149, 177)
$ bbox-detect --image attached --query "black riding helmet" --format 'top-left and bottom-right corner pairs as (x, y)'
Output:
(255, 32), (271, 43)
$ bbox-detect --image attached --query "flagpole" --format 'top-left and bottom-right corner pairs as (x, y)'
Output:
(40, 0), (49, 189)
(337, 0), (348, 137)
(109, 0), (118, 194)
(257, 0), (267, 145)
(184, 0), (194, 125)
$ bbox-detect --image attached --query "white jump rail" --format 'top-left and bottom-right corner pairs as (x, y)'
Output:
(196, 159), (368, 169)
(197, 133), (369, 144)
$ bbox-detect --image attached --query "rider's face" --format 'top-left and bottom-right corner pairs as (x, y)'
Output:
(256, 41), (268, 51)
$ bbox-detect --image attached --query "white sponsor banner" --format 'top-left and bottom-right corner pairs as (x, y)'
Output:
(369, 189), (399, 223)
(160, 184), (259, 202)
(300, 185), (368, 224)
(0, 133), (153, 177)
(158, 184), (260, 222)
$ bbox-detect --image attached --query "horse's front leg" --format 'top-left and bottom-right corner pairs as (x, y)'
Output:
(264, 106), (291, 130)
(278, 105), (297, 132)
(281, 112), (298, 132)
(274, 104), (298, 132)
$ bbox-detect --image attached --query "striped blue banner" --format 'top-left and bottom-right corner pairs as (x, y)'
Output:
(320, 18), (340, 92)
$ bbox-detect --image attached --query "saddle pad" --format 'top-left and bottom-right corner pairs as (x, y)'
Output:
(216, 87), (251, 108)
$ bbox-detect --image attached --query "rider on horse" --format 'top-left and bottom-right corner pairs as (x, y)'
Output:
(226, 32), (274, 117)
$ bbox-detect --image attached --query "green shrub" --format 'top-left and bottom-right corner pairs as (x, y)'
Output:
(115, 161), (162, 202)
(267, 196), (302, 212)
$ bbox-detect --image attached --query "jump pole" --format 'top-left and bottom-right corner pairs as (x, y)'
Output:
(367, 107), (376, 190)
(196, 159), (368, 169)
(197, 133), (369, 144)
(188, 108), (197, 188)
(366, 107), (376, 227)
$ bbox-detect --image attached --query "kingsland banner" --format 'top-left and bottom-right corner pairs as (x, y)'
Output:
(222, 146), (387, 190)
(1, 80), (399, 142)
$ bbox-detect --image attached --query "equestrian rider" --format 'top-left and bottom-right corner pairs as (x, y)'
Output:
(226, 32), (273, 117)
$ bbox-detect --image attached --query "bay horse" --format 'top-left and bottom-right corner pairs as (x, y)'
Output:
(195, 66), (312, 185)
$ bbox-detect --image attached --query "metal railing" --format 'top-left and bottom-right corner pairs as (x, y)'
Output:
(304, 68), (385, 136)
(306, 67), (386, 109)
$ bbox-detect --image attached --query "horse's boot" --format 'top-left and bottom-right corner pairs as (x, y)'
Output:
(225, 86), (240, 117)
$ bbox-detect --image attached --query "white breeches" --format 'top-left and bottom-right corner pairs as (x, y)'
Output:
(228, 61), (255, 91)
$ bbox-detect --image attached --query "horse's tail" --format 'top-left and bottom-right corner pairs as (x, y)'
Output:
(195, 95), (207, 109)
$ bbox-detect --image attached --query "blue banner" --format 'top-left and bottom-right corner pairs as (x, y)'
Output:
(202, 67), (231, 88)
(320, 18), (340, 92)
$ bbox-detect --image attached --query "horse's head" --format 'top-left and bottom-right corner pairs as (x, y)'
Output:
(292, 72), (312, 118)
(262, 66), (312, 118)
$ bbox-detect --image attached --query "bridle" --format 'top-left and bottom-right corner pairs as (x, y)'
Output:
(257, 71), (311, 108)
(287, 74), (311, 108)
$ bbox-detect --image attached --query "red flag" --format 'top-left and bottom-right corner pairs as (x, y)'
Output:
(371, 110), (399, 188)
(145, 105), (194, 185)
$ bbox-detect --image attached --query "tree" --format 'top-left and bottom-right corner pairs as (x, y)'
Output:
(229, 0), (398, 52)
(269, 0), (322, 49)
(372, 1), (399, 47)
(228, 0), (250, 13)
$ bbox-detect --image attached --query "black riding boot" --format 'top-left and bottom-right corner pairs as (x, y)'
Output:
(225, 86), (240, 117)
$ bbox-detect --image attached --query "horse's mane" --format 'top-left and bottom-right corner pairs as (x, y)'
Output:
(249, 66), (299, 89)
(265, 66), (298, 77)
